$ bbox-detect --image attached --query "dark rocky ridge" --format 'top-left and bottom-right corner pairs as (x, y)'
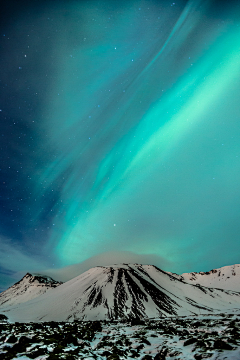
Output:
(15, 273), (62, 287)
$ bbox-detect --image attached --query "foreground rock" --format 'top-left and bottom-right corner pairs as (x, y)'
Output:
(1, 313), (240, 359)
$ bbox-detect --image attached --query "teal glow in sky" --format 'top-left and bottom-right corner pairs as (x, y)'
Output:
(1, 0), (240, 289)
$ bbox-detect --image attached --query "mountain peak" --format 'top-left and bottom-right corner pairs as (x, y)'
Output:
(0, 273), (62, 308)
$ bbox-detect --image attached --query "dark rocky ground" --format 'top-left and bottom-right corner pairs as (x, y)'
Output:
(0, 313), (240, 359)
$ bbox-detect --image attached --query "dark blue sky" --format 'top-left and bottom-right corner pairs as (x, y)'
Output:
(1, 0), (240, 291)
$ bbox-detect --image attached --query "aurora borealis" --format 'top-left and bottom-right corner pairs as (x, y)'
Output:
(1, 0), (240, 290)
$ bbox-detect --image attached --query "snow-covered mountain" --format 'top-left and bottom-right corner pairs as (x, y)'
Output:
(176, 264), (240, 291)
(0, 273), (62, 308)
(2, 264), (240, 322)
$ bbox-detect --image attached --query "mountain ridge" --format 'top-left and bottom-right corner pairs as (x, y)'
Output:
(1, 263), (240, 322)
(176, 264), (240, 291)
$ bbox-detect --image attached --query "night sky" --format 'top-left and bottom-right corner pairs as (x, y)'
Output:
(1, 0), (240, 291)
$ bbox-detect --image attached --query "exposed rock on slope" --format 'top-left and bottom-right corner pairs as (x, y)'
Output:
(0, 273), (62, 308)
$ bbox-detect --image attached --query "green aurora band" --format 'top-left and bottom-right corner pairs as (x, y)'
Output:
(28, 0), (240, 272)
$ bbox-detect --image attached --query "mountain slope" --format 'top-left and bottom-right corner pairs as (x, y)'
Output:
(0, 273), (62, 308)
(176, 264), (240, 291)
(2, 264), (240, 322)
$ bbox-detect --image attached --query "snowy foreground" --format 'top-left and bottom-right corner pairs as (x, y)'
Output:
(1, 314), (240, 360)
